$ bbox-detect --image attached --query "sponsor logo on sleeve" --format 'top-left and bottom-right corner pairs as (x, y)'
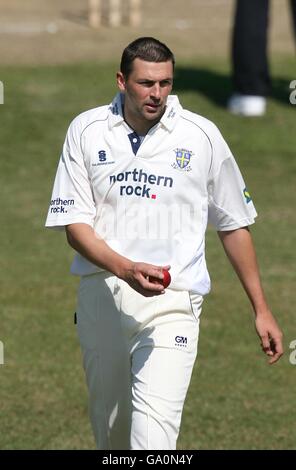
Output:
(50, 198), (74, 213)
(243, 187), (252, 203)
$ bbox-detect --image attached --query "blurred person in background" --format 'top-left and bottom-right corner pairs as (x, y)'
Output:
(228, 0), (296, 116)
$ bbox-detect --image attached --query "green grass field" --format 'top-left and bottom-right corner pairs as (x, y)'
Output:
(1, 56), (295, 449)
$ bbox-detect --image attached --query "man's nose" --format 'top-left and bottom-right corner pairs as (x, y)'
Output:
(150, 83), (161, 100)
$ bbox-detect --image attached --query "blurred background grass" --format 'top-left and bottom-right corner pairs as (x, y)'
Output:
(0, 0), (295, 450)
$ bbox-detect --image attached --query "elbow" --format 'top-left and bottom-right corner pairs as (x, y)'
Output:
(65, 223), (94, 250)
(65, 226), (76, 249)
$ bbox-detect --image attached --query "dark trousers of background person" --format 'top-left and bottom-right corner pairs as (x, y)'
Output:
(232, 0), (296, 97)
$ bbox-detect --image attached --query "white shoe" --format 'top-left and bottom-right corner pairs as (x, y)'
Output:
(227, 94), (266, 116)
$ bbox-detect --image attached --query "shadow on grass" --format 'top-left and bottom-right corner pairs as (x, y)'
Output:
(173, 67), (293, 108)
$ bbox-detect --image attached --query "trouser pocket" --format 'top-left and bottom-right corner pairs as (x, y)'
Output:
(188, 292), (203, 321)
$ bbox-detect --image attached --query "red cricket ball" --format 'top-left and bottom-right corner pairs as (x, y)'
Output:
(149, 269), (171, 288)
(162, 269), (171, 288)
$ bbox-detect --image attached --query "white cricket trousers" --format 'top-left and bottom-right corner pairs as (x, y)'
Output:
(76, 271), (203, 450)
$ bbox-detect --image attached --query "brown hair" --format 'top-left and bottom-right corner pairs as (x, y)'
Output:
(120, 37), (175, 78)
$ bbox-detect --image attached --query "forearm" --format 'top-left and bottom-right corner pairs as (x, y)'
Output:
(218, 227), (268, 315)
(218, 226), (284, 363)
(65, 223), (132, 278)
(65, 223), (169, 298)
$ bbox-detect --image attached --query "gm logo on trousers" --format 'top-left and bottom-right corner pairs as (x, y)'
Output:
(175, 336), (187, 348)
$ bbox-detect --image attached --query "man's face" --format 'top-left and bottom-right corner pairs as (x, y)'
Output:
(117, 58), (173, 128)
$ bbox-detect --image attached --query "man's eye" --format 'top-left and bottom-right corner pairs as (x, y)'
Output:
(139, 82), (153, 87)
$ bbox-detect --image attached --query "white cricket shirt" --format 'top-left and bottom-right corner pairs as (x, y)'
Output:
(45, 93), (257, 295)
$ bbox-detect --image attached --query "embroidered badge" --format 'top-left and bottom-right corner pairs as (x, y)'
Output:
(172, 148), (194, 172)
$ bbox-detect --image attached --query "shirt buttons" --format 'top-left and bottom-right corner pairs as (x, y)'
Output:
(132, 138), (138, 143)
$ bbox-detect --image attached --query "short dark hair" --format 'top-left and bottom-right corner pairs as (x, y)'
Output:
(120, 37), (175, 78)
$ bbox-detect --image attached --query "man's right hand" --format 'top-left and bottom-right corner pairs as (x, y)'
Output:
(121, 262), (171, 297)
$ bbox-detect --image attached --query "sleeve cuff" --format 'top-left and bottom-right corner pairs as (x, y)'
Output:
(45, 217), (94, 230)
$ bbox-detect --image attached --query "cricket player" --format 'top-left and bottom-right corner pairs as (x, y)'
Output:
(45, 37), (283, 450)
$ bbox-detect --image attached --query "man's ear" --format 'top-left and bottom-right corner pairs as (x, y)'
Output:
(117, 72), (126, 92)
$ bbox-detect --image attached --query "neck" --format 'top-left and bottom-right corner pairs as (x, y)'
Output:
(123, 107), (165, 136)
(124, 113), (158, 136)
(125, 118), (157, 136)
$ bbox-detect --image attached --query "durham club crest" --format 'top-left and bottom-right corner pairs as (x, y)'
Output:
(172, 148), (194, 172)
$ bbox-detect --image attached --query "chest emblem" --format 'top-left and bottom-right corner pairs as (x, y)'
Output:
(172, 148), (194, 172)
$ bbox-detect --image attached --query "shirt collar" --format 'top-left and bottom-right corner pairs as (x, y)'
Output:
(159, 95), (181, 132)
(108, 93), (181, 132)
(108, 92), (125, 129)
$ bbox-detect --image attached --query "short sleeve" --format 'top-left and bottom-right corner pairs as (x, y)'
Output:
(207, 127), (257, 231)
(45, 118), (96, 230)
